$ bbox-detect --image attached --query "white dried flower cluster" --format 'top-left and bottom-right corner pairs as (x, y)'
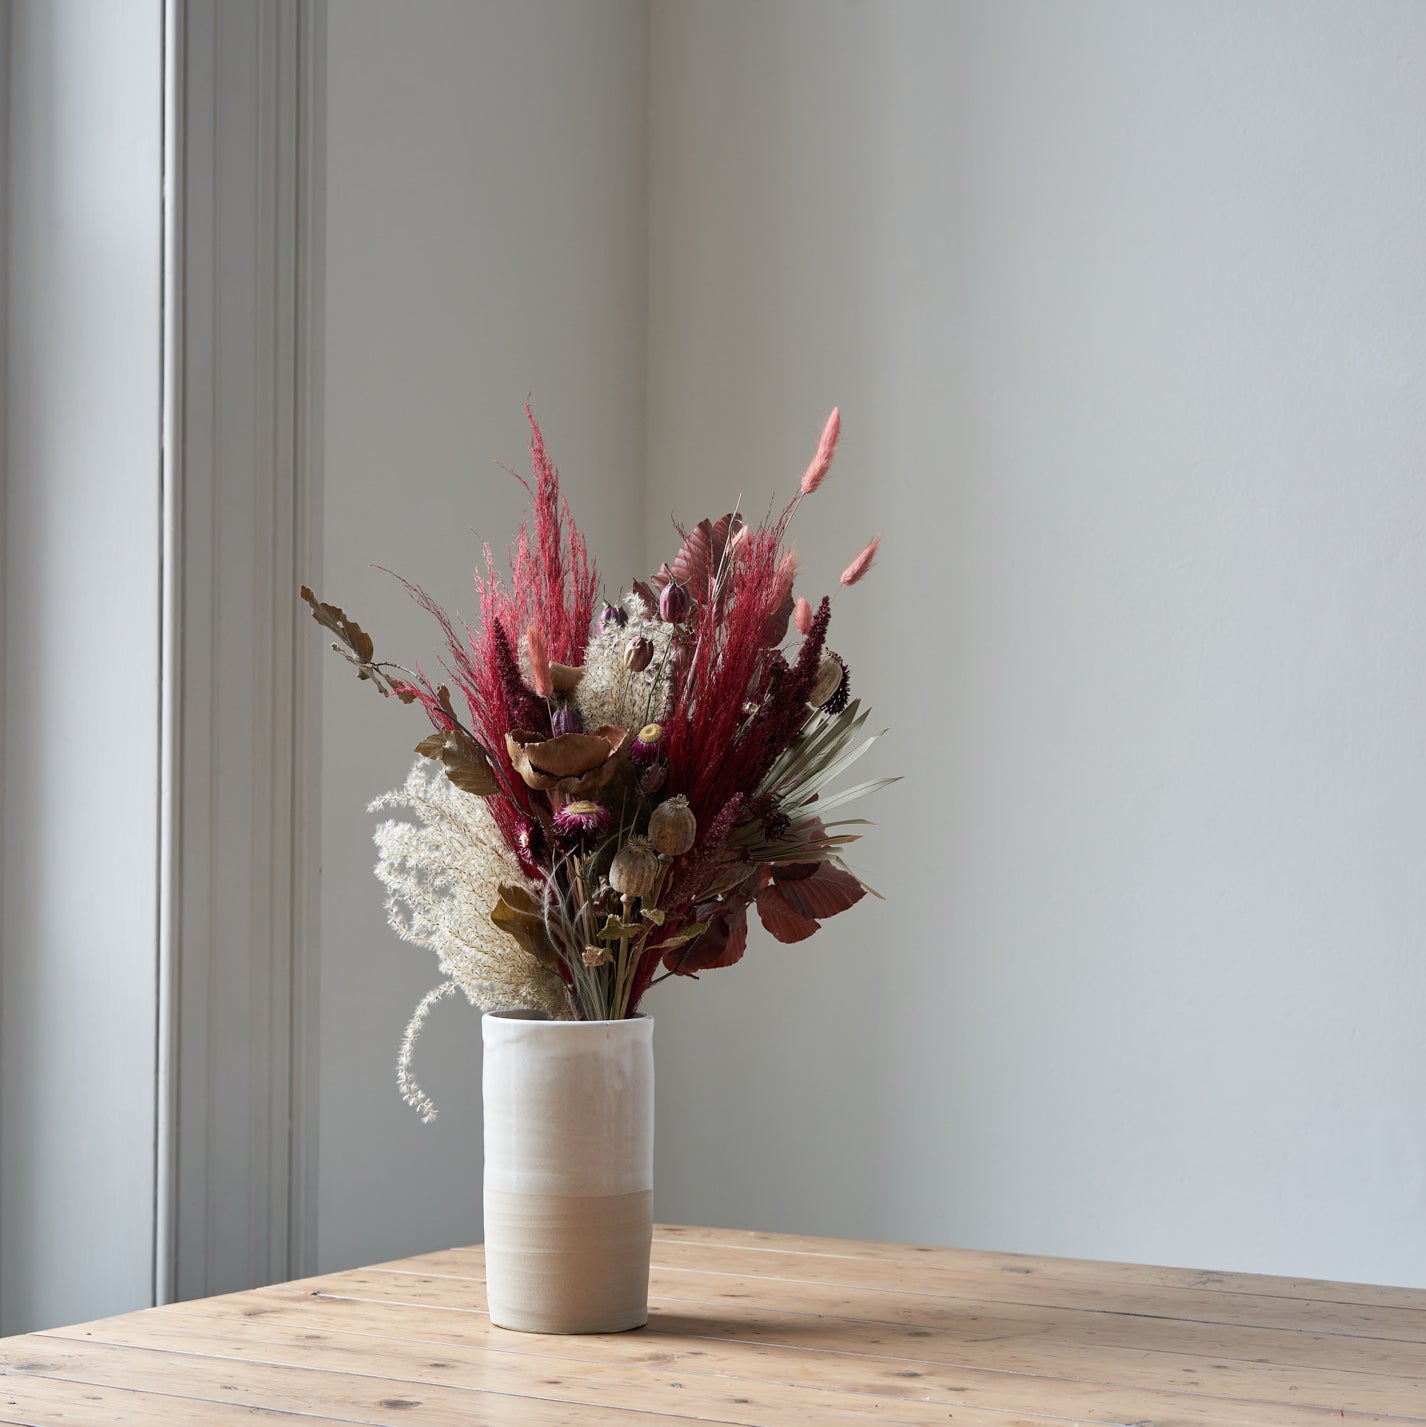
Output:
(576, 602), (676, 731)
(372, 759), (570, 1121)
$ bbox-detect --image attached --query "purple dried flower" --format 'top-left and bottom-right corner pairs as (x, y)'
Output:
(552, 799), (612, 845)
(630, 721), (665, 766)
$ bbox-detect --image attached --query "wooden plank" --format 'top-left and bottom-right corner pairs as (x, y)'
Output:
(0, 1369), (361, 1425)
(34, 1315), (1076, 1427)
(137, 1285), (1426, 1424)
(2, 1339), (741, 1427)
(263, 1261), (1426, 1379)
(650, 1226), (1426, 1311)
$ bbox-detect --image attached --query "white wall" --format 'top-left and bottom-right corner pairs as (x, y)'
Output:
(645, 0), (1426, 1288)
(318, 0), (649, 1273)
(1, 0), (164, 1334)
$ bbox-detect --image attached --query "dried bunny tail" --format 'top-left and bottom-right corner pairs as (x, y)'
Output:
(526, 622), (553, 699)
(794, 596), (813, 636)
(398, 980), (458, 1123)
(800, 407), (841, 495)
(840, 534), (881, 587)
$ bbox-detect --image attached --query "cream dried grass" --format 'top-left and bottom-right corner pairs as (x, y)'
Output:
(372, 760), (571, 1121)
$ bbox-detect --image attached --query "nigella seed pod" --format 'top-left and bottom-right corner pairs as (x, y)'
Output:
(639, 763), (667, 795)
(669, 633), (693, 670)
(630, 722), (664, 766)
(608, 836), (659, 900)
(647, 794), (696, 856)
(659, 578), (690, 624)
(623, 636), (654, 673)
(551, 702), (584, 736)
(809, 653), (845, 709)
(601, 601), (628, 630)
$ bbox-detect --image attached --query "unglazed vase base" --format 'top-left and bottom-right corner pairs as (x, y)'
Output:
(484, 1189), (653, 1333)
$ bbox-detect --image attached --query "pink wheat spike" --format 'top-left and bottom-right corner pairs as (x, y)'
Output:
(526, 622), (553, 698)
(793, 596), (813, 635)
(840, 534), (881, 587)
(800, 407), (841, 496)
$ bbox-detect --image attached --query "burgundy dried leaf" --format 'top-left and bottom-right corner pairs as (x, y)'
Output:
(755, 884), (820, 943)
(772, 862), (866, 920)
(668, 513), (745, 607)
(663, 902), (749, 974)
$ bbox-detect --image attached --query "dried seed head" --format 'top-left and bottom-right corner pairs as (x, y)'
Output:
(809, 654), (845, 709)
(659, 578), (690, 624)
(623, 635), (654, 673)
(601, 602), (628, 630)
(551, 702), (584, 736)
(609, 836), (660, 899)
(648, 794), (697, 856)
(639, 763), (667, 795)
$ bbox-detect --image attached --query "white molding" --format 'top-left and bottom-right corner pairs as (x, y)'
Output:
(160, 0), (325, 1302)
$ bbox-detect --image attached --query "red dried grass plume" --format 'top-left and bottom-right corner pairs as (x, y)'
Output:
(840, 534), (881, 587)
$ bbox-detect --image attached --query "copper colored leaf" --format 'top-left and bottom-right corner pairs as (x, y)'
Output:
(755, 883), (820, 943)
(440, 731), (499, 797)
(491, 886), (560, 971)
(414, 733), (447, 760)
(301, 586), (375, 664)
(663, 905), (747, 974)
(771, 861), (866, 920)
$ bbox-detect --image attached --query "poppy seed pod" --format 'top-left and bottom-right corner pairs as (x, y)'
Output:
(647, 795), (696, 856)
(623, 636), (654, 673)
(608, 837), (659, 900)
(659, 578), (690, 624)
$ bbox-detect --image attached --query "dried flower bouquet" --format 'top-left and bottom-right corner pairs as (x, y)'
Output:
(305, 407), (892, 1120)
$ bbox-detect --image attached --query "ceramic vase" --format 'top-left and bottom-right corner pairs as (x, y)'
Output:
(481, 1008), (654, 1333)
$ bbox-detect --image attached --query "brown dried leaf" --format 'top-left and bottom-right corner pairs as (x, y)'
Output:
(301, 586), (375, 664)
(414, 733), (447, 760)
(490, 885), (560, 971)
(440, 730), (499, 797)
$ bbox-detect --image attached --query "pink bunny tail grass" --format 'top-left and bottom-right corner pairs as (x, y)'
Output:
(840, 534), (881, 587)
(793, 596), (813, 635)
(526, 622), (553, 698)
(800, 407), (842, 496)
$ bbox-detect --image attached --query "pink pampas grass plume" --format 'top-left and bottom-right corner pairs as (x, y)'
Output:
(793, 596), (813, 635)
(526, 622), (553, 698)
(800, 408), (841, 495)
(840, 534), (881, 587)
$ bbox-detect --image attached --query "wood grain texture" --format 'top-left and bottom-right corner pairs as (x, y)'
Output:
(3, 1225), (1425, 1425)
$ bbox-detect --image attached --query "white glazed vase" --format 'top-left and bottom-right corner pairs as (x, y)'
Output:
(481, 1009), (654, 1333)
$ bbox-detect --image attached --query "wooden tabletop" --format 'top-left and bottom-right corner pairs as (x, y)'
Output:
(3, 1224), (1425, 1425)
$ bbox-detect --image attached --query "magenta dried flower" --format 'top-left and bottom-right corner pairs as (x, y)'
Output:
(513, 815), (547, 876)
(552, 799), (612, 845)
(630, 721), (665, 766)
